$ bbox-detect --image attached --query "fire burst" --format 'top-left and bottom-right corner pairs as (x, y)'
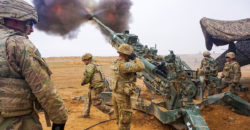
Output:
(108, 13), (114, 20)
(56, 4), (62, 15)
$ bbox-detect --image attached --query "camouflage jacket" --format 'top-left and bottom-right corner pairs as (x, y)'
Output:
(110, 58), (145, 96)
(81, 60), (105, 88)
(0, 25), (68, 124)
(199, 57), (218, 76)
(222, 61), (241, 83)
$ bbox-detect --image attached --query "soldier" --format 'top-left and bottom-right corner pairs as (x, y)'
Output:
(0, 0), (68, 130)
(198, 51), (218, 96)
(80, 53), (114, 118)
(164, 51), (196, 103)
(219, 52), (241, 94)
(110, 44), (145, 130)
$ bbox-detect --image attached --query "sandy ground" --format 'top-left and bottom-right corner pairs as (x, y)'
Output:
(39, 56), (250, 130)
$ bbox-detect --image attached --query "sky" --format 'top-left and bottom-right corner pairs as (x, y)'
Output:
(25, 0), (250, 57)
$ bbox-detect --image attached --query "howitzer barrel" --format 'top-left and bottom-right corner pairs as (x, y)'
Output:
(90, 15), (167, 78)
(91, 16), (124, 45)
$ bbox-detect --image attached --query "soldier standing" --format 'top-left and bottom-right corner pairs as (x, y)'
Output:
(80, 53), (114, 118)
(110, 44), (145, 130)
(219, 52), (241, 94)
(0, 0), (68, 130)
(198, 51), (218, 96)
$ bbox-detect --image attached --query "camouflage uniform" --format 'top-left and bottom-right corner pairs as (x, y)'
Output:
(199, 55), (218, 96)
(110, 44), (145, 130)
(220, 61), (241, 94)
(0, 18), (68, 130)
(81, 59), (113, 117)
(164, 52), (196, 101)
(0, 1), (68, 129)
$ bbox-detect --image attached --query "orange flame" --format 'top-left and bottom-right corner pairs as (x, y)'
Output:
(56, 4), (62, 15)
(108, 13), (114, 20)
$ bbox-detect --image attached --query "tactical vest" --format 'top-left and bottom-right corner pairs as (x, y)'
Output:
(223, 61), (240, 81)
(200, 57), (217, 76)
(90, 62), (105, 88)
(110, 60), (136, 96)
(0, 31), (34, 118)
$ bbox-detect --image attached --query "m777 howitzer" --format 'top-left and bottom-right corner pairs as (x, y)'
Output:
(88, 15), (208, 130)
(87, 15), (250, 130)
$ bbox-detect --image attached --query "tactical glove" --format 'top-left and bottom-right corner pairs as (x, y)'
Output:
(52, 123), (65, 130)
(128, 53), (136, 60)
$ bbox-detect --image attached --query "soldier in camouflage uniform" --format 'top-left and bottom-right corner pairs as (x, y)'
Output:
(198, 51), (218, 96)
(80, 53), (114, 118)
(110, 44), (145, 130)
(164, 51), (196, 103)
(0, 0), (68, 130)
(218, 52), (241, 94)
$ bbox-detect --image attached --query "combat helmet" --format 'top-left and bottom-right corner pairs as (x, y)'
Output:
(0, 0), (38, 23)
(82, 53), (92, 61)
(225, 52), (235, 59)
(117, 44), (133, 55)
(203, 51), (211, 57)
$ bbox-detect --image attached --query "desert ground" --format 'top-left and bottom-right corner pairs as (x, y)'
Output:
(39, 55), (250, 130)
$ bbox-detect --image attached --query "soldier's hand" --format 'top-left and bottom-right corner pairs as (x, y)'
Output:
(81, 82), (84, 86)
(129, 53), (136, 60)
(52, 123), (65, 130)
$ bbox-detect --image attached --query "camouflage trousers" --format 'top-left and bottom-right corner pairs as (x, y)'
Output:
(203, 80), (216, 96)
(0, 112), (42, 130)
(83, 87), (113, 116)
(112, 92), (132, 130)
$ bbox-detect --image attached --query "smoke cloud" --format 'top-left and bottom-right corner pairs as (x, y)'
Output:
(33, 0), (132, 38)
(94, 0), (132, 36)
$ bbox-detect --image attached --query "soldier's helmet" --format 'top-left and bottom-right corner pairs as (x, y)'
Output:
(82, 53), (92, 61)
(225, 52), (235, 59)
(203, 51), (211, 57)
(117, 44), (133, 55)
(0, 0), (38, 23)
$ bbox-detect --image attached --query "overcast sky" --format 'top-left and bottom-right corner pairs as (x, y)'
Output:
(25, 0), (250, 57)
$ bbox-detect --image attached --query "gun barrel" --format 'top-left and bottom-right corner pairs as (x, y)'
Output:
(91, 16), (166, 78)
(92, 17), (115, 35)
(91, 16), (124, 45)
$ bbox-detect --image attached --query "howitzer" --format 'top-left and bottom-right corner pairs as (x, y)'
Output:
(89, 15), (200, 106)
(83, 15), (250, 129)
(89, 15), (209, 130)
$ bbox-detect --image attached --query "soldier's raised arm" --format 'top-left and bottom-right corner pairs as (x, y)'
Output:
(119, 58), (145, 73)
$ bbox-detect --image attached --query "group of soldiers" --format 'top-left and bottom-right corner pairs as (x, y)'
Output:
(0, 0), (244, 130)
(80, 44), (145, 130)
(198, 51), (241, 97)
(0, 0), (145, 130)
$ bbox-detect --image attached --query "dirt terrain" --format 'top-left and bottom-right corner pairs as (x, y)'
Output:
(39, 56), (250, 130)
